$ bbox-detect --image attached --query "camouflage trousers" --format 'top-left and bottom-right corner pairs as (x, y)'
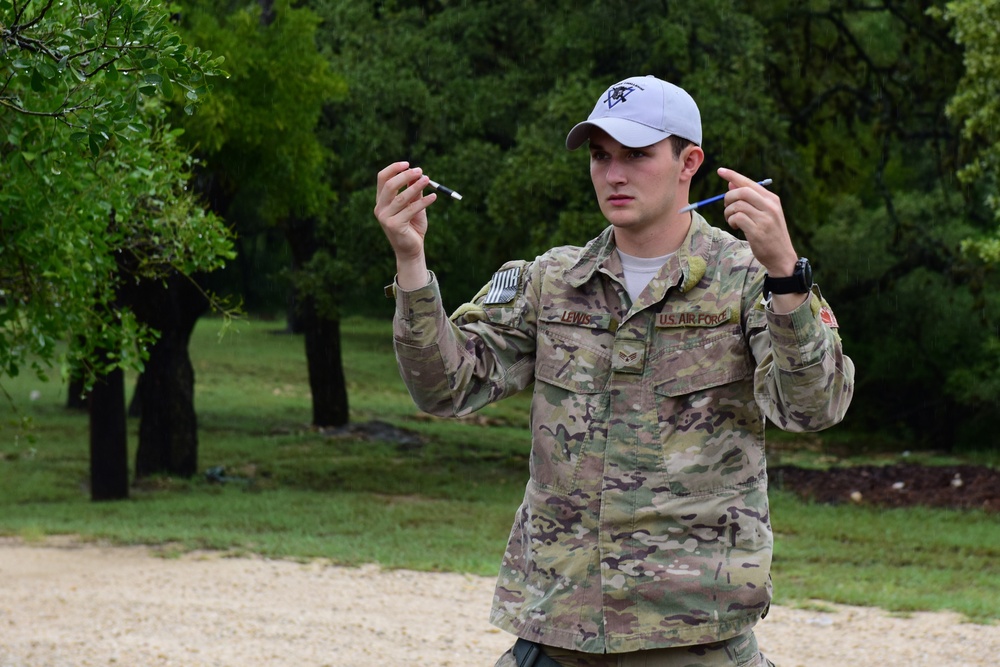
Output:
(494, 632), (775, 667)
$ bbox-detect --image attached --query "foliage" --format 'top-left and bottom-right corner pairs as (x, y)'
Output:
(309, 0), (1000, 449)
(743, 1), (1000, 448)
(936, 0), (1000, 419)
(315, 0), (789, 309)
(941, 0), (1000, 222)
(811, 189), (993, 443)
(940, 0), (1000, 281)
(1, 0), (234, 385)
(10, 0), (999, 451)
(1, 0), (224, 146)
(168, 0), (345, 313)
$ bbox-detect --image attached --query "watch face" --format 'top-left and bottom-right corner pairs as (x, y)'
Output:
(797, 258), (813, 288)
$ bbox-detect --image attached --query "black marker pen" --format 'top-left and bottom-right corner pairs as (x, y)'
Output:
(428, 179), (463, 201)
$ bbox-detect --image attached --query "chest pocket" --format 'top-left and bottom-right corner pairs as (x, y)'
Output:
(535, 312), (615, 393)
(651, 323), (752, 396)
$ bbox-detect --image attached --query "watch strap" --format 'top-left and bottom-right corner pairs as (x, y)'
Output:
(763, 274), (805, 295)
(763, 258), (812, 295)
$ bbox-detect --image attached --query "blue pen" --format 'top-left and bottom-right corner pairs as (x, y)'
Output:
(678, 178), (773, 213)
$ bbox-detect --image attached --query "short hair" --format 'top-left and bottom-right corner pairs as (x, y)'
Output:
(669, 135), (695, 159)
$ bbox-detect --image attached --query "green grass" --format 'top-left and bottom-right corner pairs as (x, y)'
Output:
(1, 316), (998, 623)
(770, 491), (999, 621)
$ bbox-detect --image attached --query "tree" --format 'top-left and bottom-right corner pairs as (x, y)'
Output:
(170, 0), (348, 427)
(1, 0), (229, 374)
(1, 0), (234, 497)
(747, 0), (1000, 448)
(936, 0), (1000, 423)
(941, 0), (1000, 239)
(126, 272), (211, 479)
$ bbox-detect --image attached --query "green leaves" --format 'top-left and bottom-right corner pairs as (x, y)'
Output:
(0, 0), (235, 381)
(2, 0), (225, 140)
(944, 0), (1000, 222)
(171, 0), (342, 221)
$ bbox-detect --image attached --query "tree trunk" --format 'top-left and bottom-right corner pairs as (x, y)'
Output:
(302, 298), (349, 428)
(88, 365), (129, 501)
(133, 327), (199, 477)
(283, 216), (349, 428)
(128, 275), (209, 479)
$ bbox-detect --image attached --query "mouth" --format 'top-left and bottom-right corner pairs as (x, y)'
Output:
(607, 194), (634, 206)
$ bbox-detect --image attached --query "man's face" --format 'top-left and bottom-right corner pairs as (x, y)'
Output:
(588, 129), (690, 239)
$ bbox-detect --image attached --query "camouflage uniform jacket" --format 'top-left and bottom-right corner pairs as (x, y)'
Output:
(391, 213), (855, 654)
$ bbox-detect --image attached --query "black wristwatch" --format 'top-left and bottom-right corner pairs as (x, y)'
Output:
(763, 257), (813, 296)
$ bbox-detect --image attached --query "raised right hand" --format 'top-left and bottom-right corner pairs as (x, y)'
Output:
(374, 162), (436, 289)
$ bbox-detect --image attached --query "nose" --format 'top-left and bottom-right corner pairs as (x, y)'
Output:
(603, 156), (627, 185)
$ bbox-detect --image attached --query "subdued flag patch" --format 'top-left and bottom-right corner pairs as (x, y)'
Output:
(484, 267), (520, 304)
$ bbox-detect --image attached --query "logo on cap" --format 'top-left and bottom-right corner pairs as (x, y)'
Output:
(604, 84), (638, 110)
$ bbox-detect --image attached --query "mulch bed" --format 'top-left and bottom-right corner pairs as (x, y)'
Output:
(770, 463), (1000, 512)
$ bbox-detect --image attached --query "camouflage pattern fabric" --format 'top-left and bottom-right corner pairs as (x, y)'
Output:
(392, 213), (855, 654)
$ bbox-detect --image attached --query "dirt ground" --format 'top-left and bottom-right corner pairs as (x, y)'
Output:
(1, 537), (997, 667)
(771, 463), (1000, 512)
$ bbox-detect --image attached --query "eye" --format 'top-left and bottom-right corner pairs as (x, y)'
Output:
(590, 151), (609, 161)
(627, 149), (647, 159)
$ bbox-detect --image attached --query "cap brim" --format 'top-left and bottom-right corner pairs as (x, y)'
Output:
(565, 118), (671, 150)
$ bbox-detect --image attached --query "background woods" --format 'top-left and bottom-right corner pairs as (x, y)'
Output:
(3, 0), (1000, 492)
(310, 0), (1000, 452)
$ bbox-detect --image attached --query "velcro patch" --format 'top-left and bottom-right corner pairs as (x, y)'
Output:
(656, 308), (732, 328)
(483, 267), (520, 305)
(819, 305), (839, 328)
(558, 310), (595, 326)
(612, 338), (645, 374)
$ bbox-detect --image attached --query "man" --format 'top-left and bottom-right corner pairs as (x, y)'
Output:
(374, 75), (854, 667)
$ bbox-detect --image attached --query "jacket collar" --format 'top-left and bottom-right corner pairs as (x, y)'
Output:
(564, 213), (716, 295)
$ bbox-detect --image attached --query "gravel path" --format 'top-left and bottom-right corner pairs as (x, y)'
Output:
(1, 537), (996, 666)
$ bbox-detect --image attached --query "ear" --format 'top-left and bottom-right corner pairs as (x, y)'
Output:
(679, 145), (704, 182)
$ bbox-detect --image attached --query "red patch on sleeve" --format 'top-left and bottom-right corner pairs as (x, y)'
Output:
(819, 306), (839, 328)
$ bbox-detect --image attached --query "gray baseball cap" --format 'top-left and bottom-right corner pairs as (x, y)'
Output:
(566, 75), (702, 150)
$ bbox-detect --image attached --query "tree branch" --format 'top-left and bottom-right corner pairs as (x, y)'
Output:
(18, 0), (57, 32)
(0, 97), (92, 118)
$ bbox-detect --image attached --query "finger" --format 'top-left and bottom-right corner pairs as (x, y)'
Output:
(380, 182), (435, 229)
(390, 174), (431, 214)
(376, 161), (411, 194)
(396, 188), (436, 221)
(724, 198), (762, 224)
(717, 167), (755, 188)
(376, 168), (427, 220)
(378, 165), (430, 211)
(719, 168), (777, 208)
(724, 187), (777, 219)
(383, 166), (424, 201)
(724, 207), (755, 234)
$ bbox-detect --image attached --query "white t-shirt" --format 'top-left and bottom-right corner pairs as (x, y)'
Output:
(617, 249), (674, 302)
